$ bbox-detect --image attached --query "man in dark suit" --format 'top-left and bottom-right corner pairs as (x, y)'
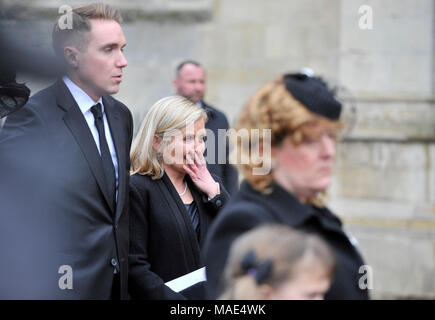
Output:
(173, 61), (239, 195)
(0, 3), (132, 299)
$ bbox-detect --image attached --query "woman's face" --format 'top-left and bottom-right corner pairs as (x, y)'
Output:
(272, 121), (337, 200)
(161, 117), (207, 172)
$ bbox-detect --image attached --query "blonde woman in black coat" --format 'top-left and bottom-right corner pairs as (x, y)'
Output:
(128, 96), (229, 299)
(204, 73), (369, 300)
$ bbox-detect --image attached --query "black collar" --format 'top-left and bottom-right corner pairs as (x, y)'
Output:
(238, 180), (341, 229)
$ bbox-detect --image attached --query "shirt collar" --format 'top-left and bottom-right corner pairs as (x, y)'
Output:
(197, 101), (215, 120)
(62, 76), (103, 114)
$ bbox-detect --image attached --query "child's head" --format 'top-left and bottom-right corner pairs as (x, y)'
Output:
(218, 224), (336, 300)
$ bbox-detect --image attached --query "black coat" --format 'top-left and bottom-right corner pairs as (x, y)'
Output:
(128, 172), (229, 299)
(204, 180), (370, 300)
(201, 101), (239, 195)
(0, 80), (133, 299)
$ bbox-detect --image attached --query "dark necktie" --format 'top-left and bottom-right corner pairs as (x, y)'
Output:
(91, 103), (116, 210)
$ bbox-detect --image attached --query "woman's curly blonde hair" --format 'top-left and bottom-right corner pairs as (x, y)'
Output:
(231, 77), (341, 206)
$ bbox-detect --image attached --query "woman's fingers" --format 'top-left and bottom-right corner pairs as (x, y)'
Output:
(185, 150), (210, 184)
(184, 153), (200, 178)
(194, 149), (206, 167)
(183, 164), (196, 178)
(185, 151), (195, 165)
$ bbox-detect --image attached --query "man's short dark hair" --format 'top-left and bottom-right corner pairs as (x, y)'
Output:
(176, 60), (202, 77)
(52, 3), (122, 59)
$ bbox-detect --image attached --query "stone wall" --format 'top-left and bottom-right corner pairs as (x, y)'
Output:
(330, 0), (435, 299)
(1, 0), (434, 298)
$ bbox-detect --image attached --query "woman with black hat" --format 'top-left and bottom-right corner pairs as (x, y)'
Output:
(204, 72), (369, 300)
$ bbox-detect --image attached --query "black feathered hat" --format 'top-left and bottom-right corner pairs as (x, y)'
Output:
(283, 70), (342, 120)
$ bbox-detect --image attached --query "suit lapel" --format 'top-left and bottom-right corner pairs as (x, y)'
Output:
(56, 81), (114, 215)
(103, 96), (125, 223)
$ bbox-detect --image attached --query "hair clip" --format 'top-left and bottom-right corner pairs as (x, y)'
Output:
(240, 250), (273, 284)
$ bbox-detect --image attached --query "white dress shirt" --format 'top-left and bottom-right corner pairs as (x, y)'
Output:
(62, 76), (119, 201)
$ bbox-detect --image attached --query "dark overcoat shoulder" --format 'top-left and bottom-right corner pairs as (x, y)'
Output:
(204, 180), (370, 300)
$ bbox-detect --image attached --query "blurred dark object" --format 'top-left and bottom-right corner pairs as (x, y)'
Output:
(0, 17), (63, 118)
(0, 21), (62, 78)
(0, 69), (30, 118)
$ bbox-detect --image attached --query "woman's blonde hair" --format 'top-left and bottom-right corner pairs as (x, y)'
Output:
(218, 224), (336, 300)
(130, 96), (207, 179)
(232, 77), (342, 204)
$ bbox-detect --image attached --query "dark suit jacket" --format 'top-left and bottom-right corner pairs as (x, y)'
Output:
(0, 80), (133, 299)
(201, 101), (239, 195)
(128, 172), (229, 300)
(204, 180), (370, 300)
